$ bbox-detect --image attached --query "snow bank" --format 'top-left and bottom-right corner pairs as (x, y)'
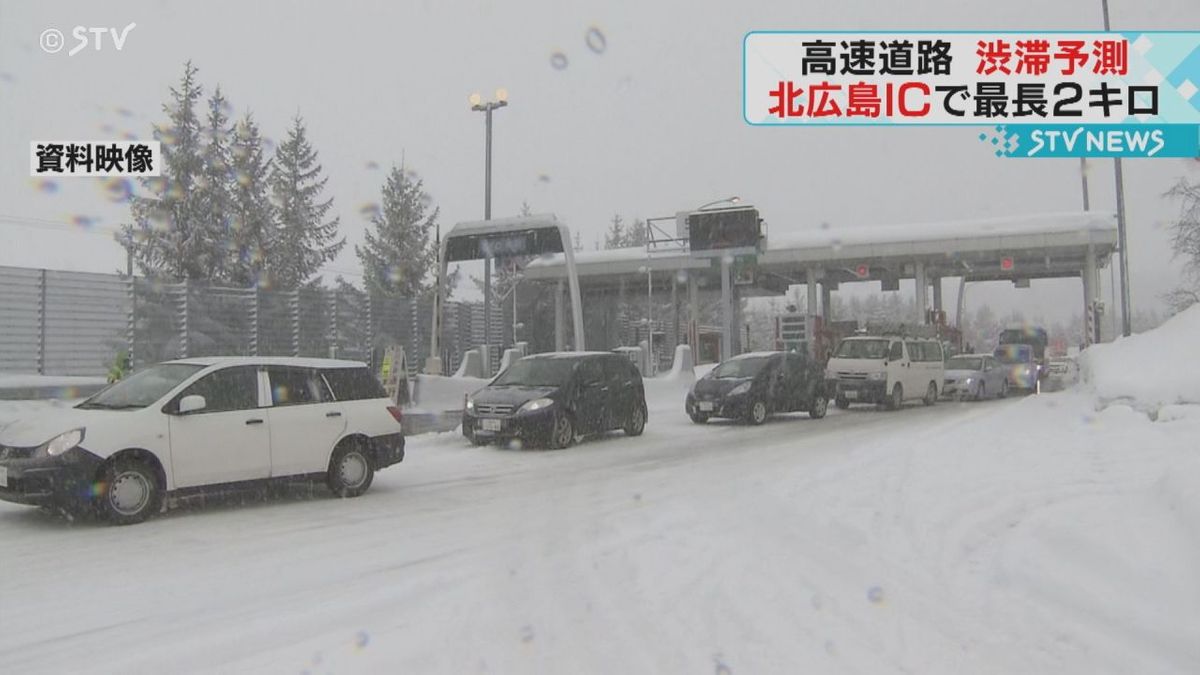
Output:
(410, 374), (489, 413)
(1079, 305), (1200, 410)
(663, 344), (695, 381)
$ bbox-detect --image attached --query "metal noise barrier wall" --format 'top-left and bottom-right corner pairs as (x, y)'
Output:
(0, 265), (494, 378)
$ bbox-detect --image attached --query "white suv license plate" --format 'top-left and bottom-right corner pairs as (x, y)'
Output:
(844, 390), (858, 400)
(0, 465), (7, 487)
(481, 418), (502, 432)
(698, 401), (715, 412)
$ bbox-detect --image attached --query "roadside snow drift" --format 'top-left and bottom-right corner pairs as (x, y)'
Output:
(1079, 305), (1200, 411)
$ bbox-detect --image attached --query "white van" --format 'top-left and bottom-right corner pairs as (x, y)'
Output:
(825, 335), (944, 410)
(0, 357), (404, 524)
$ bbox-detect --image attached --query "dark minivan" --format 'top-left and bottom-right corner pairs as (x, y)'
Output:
(686, 351), (828, 425)
(463, 352), (648, 449)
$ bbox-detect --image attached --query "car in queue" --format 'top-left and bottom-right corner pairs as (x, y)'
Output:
(0, 357), (405, 525)
(825, 335), (944, 410)
(462, 352), (647, 449)
(994, 344), (1040, 391)
(941, 353), (1010, 400)
(999, 326), (1049, 374)
(685, 350), (828, 425)
(1042, 356), (1080, 391)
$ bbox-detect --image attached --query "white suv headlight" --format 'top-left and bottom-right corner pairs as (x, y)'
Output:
(465, 397), (475, 411)
(519, 398), (555, 413)
(45, 429), (84, 456)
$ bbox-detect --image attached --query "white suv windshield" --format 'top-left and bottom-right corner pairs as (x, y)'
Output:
(77, 364), (204, 410)
(834, 339), (890, 359)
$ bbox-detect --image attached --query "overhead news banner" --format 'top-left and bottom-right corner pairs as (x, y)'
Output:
(743, 31), (1200, 158)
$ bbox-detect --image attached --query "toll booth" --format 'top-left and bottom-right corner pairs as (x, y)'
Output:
(775, 313), (809, 353)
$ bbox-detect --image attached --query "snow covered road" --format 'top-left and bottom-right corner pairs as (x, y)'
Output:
(2, 377), (1197, 674)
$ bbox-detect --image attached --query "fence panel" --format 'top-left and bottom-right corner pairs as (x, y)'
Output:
(43, 270), (130, 376)
(1, 265), (495, 377)
(257, 289), (297, 357)
(0, 267), (43, 374)
(298, 287), (330, 358)
(184, 283), (255, 358)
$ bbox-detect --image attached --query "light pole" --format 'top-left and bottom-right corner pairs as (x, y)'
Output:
(470, 88), (508, 369)
(1100, 0), (1132, 336)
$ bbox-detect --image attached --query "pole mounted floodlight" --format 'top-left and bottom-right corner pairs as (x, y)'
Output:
(470, 92), (508, 113)
(469, 89), (509, 372)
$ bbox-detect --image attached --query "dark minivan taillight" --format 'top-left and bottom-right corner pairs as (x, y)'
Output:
(387, 406), (403, 424)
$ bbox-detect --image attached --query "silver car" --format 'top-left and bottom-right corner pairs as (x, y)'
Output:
(1042, 356), (1080, 391)
(941, 354), (1010, 400)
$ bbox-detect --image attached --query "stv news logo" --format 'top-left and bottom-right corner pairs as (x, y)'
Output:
(39, 23), (136, 57)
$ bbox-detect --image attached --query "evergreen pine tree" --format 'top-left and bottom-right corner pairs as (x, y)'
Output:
(604, 214), (625, 249)
(195, 86), (234, 282)
(123, 61), (208, 280)
(356, 165), (439, 297)
(624, 218), (648, 247)
(227, 112), (275, 286)
(268, 115), (344, 288)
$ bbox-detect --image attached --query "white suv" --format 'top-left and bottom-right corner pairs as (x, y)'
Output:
(825, 336), (944, 410)
(0, 357), (404, 524)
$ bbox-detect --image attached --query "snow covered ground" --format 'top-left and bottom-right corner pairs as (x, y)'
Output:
(2, 316), (1198, 673)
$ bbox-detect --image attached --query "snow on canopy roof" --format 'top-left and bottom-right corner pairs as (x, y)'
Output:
(767, 211), (1116, 250)
(447, 213), (565, 237)
(527, 212), (1116, 270)
(525, 246), (656, 269)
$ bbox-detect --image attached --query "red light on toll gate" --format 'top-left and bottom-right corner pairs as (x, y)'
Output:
(1000, 256), (1014, 271)
(855, 264), (870, 278)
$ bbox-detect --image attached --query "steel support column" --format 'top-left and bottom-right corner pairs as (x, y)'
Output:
(915, 261), (928, 324)
(688, 272), (699, 354)
(721, 258), (732, 362)
(554, 279), (565, 352)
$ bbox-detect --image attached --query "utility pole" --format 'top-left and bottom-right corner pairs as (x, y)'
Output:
(1102, 0), (1132, 336)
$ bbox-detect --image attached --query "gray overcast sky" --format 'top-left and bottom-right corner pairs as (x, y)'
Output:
(2, 0), (1198, 326)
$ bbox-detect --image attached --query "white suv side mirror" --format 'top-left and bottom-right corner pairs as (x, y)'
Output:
(178, 394), (207, 414)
